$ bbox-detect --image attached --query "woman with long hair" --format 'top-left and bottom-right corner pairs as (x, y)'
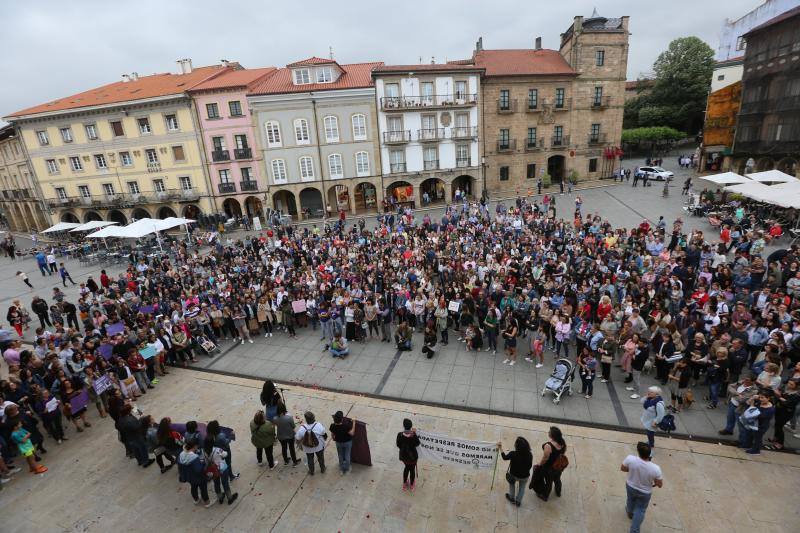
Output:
(260, 380), (281, 420)
(531, 426), (567, 501)
(498, 436), (533, 506)
(155, 417), (182, 473)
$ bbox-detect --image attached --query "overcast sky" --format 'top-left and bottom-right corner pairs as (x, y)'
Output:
(1, 0), (759, 119)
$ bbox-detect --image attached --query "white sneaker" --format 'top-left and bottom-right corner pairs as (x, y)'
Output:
(535, 363), (543, 368)
(492, 350), (497, 355)
(625, 386), (635, 391)
(204, 500), (215, 508)
(503, 359), (510, 364)
(509, 361), (515, 366)
(264, 333), (269, 338)
(8, 467), (21, 475)
(630, 394), (640, 399)
(241, 339), (245, 345)
(600, 379), (608, 383)
(524, 357), (532, 362)
(0, 477), (10, 484)
(248, 339), (254, 344)
(269, 333), (273, 337)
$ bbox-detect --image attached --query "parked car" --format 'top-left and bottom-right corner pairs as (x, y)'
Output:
(635, 166), (674, 181)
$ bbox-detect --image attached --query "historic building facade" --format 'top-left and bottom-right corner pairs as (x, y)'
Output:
(0, 125), (48, 232)
(372, 64), (483, 205)
(188, 67), (277, 222)
(3, 61), (227, 225)
(248, 58), (384, 218)
(466, 13), (629, 196)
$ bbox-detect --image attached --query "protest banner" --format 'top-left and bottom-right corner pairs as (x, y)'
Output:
(97, 344), (114, 360)
(106, 322), (125, 335)
(291, 300), (307, 313)
(68, 390), (90, 415)
(416, 430), (497, 470)
(92, 374), (114, 395)
(139, 345), (157, 359)
(139, 305), (155, 315)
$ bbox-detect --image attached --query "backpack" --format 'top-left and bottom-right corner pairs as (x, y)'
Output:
(658, 413), (676, 433)
(302, 423), (320, 448)
(552, 453), (569, 472)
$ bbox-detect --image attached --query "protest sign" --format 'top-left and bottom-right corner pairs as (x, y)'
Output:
(45, 397), (60, 413)
(448, 301), (461, 312)
(92, 375), (114, 395)
(416, 430), (497, 470)
(139, 305), (155, 315)
(253, 216), (262, 231)
(97, 344), (114, 360)
(292, 300), (307, 313)
(120, 376), (139, 399)
(139, 345), (157, 359)
(68, 390), (90, 414)
(106, 322), (125, 335)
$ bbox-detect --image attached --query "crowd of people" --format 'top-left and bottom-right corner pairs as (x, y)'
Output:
(0, 180), (798, 510)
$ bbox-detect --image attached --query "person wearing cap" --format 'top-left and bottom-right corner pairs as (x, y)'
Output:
(329, 410), (355, 474)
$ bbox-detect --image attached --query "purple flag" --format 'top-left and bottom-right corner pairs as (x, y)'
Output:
(106, 322), (125, 336)
(97, 344), (114, 360)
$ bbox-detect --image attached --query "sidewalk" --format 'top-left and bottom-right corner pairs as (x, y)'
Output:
(3, 369), (798, 533)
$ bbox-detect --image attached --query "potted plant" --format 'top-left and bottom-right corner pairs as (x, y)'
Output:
(567, 170), (579, 186)
(542, 172), (552, 188)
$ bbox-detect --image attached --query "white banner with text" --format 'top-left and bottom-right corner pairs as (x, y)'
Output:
(416, 430), (497, 469)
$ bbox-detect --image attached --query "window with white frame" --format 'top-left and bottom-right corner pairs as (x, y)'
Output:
(102, 183), (115, 196)
(120, 151), (133, 166)
(36, 130), (49, 145)
(127, 181), (140, 194)
(293, 68), (311, 85)
(94, 154), (108, 169)
(352, 114), (367, 140)
(60, 127), (73, 143)
(179, 176), (192, 190)
(69, 156), (83, 171)
(55, 187), (67, 200)
(316, 66), (333, 83)
(265, 121), (282, 147)
(271, 159), (287, 183)
(328, 153), (343, 179)
(145, 149), (159, 164)
(294, 118), (310, 144)
(78, 185), (90, 198)
(229, 100), (243, 117)
(46, 159), (59, 174)
(85, 124), (98, 140)
(355, 151), (369, 176)
(323, 116), (339, 142)
(206, 103), (220, 119)
(219, 169), (232, 183)
(299, 156), (314, 180)
(138, 117), (151, 134)
(421, 82), (434, 105)
(165, 114), (179, 131)
(153, 179), (166, 192)
(455, 80), (467, 100)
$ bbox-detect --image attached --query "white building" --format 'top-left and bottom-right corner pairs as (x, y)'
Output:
(372, 64), (484, 206)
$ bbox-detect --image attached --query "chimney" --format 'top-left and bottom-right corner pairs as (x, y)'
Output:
(431, 56), (435, 65)
(176, 58), (193, 74)
(535, 37), (542, 50)
(130, 72), (139, 81)
(476, 36), (483, 52)
(221, 59), (230, 68)
(121, 74), (131, 83)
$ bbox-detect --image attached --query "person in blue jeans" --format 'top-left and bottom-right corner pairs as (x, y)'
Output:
(621, 442), (663, 533)
(35, 251), (49, 277)
(719, 376), (757, 435)
(327, 333), (349, 358)
(329, 411), (354, 473)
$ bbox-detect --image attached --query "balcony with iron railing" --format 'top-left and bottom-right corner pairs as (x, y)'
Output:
(383, 130), (411, 144)
(591, 96), (612, 109)
(456, 157), (472, 168)
(380, 93), (478, 110)
(48, 189), (198, 209)
(389, 162), (407, 173)
(450, 126), (478, 139)
(525, 138), (544, 151)
(146, 161), (161, 173)
(550, 135), (570, 148)
(418, 128), (444, 142)
(240, 180), (258, 192)
(497, 139), (517, 152)
(211, 149), (230, 162)
(218, 182), (236, 194)
(423, 159), (439, 171)
(497, 99), (518, 113)
(553, 97), (571, 111)
(588, 133), (608, 145)
(234, 147), (252, 159)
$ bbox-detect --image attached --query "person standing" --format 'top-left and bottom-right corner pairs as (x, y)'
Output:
(46, 252), (57, 274)
(58, 263), (76, 287)
(498, 437), (532, 507)
(396, 418), (420, 491)
(203, 436), (238, 505)
(275, 404), (302, 466)
(250, 410), (276, 468)
(178, 440), (212, 507)
(531, 426), (567, 501)
(34, 251), (48, 277)
(329, 410), (355, 474)
(621, 442), (663, 533)
(640, 387), (666, 449)
(295, 411), (327, 475)
(16, 271), (33, 290)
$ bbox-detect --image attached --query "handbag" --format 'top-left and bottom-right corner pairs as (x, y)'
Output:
(505, 466), (515, 484)
(552, 453), (569, 472)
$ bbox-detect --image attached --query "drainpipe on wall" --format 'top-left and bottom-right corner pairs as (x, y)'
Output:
(311, 96), (328, 219)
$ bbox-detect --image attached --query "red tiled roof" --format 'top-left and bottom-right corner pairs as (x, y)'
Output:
(625, 79), (654, 90)
(189, 67), (278, 91)
(473, 49), (576, 77)
(373, 63), (483, 74)
(745, 5), (800, 35)
(248, 62), (384, 96)
(287, 57), (338, 67)
(7, 65), (228, 118)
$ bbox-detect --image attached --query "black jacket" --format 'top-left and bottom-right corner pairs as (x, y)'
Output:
(502, 450), (533, 478)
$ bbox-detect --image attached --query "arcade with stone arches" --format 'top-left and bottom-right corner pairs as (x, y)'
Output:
(1, 201), (49, 232)
(269, 178), (384, 220)
(56, 203), (204, 226)
(385, 173), (480, 209)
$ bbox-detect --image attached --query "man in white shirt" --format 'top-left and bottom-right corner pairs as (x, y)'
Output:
(621, 442), (663, 533)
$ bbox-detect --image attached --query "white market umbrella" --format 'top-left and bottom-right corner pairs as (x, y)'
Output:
(702, 172), (750, 185)
(745, 170), (798, 184)
(42, 222), (81, 233)
(69, 220), (118, 232)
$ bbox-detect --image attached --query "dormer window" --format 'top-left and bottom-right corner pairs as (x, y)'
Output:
(317, 66), (333, 83)
(293, 68), (311, 85)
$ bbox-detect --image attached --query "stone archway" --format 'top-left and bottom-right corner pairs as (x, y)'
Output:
(83, 210), (103, 223)
(777, 157), (798, 177)
(182, 204), (201, 220)
(547, 155), (566, 183)
(386, 181), (413, 207)
(61, 212), (80, 223)
(8, 204), (25, 231)
(299, 187), (324, 219)
(222, 198), (242, 219)
(354, 182), (377, 211)
(131, 208), (151, 221)
(451, 175), (475, 200)
(22, 204), (37, 231)
(158, 206), (178, 220)
(756, 157), (775, 172)
(272, 190), (297, 217)
(108, 209), (128, 226)
(34, 206), (49, 231)
(420, 178), (446, 205)
(244, 196), (264, 220)
(328, 185), (350, 214)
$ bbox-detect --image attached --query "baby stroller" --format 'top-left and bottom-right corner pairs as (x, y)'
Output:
(194, 334), (220, 357)
(541, 358), (576, 404)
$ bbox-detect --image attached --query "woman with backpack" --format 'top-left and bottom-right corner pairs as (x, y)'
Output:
(396, 418), (420, 491)
(531, 426), (567, 501)
(178, 440), (212, 508)
(498, 436), (533, 506)
(202, 437), (238, 505)
(294, 411), (327, 475)
(641, 386), (667, 449)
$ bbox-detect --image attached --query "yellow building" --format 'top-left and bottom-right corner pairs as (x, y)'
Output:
(4, 61), (231, 225)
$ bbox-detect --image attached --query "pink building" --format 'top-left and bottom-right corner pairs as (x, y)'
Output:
(189, 67), (277, 220)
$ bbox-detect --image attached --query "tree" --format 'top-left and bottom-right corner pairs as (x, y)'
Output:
(621, 127), (685, 145)
(626, 37), (714, 133)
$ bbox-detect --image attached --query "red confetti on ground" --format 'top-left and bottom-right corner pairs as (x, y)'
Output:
(366, 514), (370, 518)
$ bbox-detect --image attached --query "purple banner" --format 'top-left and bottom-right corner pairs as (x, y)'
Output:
(106, 322), (125, 336)
(97, 344), (114, 360)
(139, 305), (155, 315)
(92, 375), (113, 395)
(69, 390), (90, 414)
